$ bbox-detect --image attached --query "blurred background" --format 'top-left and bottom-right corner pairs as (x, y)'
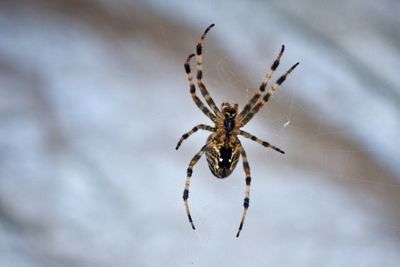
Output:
(0, 0), (399, 266)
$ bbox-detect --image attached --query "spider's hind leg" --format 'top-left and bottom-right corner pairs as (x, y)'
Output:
(183, 144), (209, 230)
(236, 143), (251, 238)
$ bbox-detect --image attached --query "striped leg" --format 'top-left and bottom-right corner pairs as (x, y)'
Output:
(195, 24), (221, 115)
(240, 62), (299, 126)
(176, 124), (215, 150)
(185, 54), (216, 121)
(239, 45), (285, 118)
(236, 144), (251, 238)
(239, 130), (285, 154)
(183, 144), (208, 230)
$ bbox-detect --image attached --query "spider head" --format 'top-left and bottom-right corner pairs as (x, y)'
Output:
(221, 103), (238, 133)
(221, 103), (238, 119)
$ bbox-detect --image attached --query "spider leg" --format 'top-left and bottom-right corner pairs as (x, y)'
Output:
(239, 130), (285, 154)
(195, 24), (221, 115)
(239, 45), (285, 118)
(185, 54), (216, 122)
(236, 143), (251, 238)
(183, 143), (209, 230)
(240, 62), (299, 126)
(176, 124), (216, 150)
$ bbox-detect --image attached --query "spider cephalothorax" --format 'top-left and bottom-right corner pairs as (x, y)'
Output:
(176, 24), (299, 237)
(221, 102), (238, 133)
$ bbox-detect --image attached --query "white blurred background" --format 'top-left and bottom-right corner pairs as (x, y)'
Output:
(0, 0), (399, 266)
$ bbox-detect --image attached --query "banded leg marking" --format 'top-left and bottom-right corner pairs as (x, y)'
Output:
(184, 54), (216, 121)
(239, 45), (285, 118)
(240, 62), (299, 126)
(183, 144), (208, 230)
(176, 124), (215, 150)
(239, 130), (285, 154)
(236, 145), (251, 238)
(195, 24), (220, 115)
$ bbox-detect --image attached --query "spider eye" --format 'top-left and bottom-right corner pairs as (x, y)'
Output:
(228, 159), (232, 163)
(219, 158), (223, 162)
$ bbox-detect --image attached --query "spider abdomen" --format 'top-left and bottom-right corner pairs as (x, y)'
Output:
(205, 136), (240, 178)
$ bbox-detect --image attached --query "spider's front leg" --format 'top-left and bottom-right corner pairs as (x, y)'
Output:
(184, 54), (216, 122)
(183, 144), (209, 230)
(239, 45), (285, 118)
(195, 24), (221, 115)
(176, 124), (215, 150)
(240, 61), (299, 126)
(236, 144), (251, 238)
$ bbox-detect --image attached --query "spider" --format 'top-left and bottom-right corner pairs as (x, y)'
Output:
(176, 24), (299, 237)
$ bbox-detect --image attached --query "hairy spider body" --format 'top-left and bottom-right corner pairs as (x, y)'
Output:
(206, 137), (240, 178)
(176, 24), (299, 237)
(205, 103), (241, 178)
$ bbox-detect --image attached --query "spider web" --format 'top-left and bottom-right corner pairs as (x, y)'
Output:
(136, 0), (400, 265)
(173, 19), (400, 265)
(0, 1), (399, 267)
